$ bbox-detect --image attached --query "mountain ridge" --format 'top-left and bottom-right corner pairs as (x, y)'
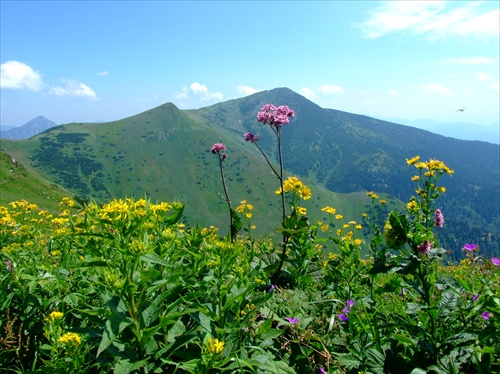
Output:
(0, 115), (59, 140)
(0, 87), (498, 258)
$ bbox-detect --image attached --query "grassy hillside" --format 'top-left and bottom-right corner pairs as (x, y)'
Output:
(0, 151), (73, 212)
(1, 88), (498, 257)
(0, 104), (383, 236)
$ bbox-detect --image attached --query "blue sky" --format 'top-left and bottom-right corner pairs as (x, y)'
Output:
(1, 1), (499, 127)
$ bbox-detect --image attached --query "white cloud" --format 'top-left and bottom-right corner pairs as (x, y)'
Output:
(0, 60), (43, 90)
(300, 87), (316, 98)
(389, 89), (399, 96)
(98, 70), (109, 76)
(236, 85), (262, 96)
(359, 1), (499, 40)
(489, 81), (500, 92)
(317, 84), (344, 95)
(175, 86), (189, 99)
(419, 83), (452, 96)
(175, 82), (223, 101)
(439, 57), (495, 65)
(477, 72), (491, 81)
(48, 79), (97, 98)
(190, 82), (209, 94)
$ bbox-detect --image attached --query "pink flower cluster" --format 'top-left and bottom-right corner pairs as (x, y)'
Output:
(257, 104), (295, 127)
(435, 209), (444, 228)
(417, 240), (434, 255)
(211, 143), (227, 154)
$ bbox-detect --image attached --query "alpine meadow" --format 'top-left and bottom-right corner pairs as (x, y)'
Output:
(1, 88), (499, 373)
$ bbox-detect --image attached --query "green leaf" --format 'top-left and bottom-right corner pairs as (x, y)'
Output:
(113, 358), (149, 374)
(167, 319), (186, 343)
(392, 334), (417, 346)
(97, 314), (134, 357)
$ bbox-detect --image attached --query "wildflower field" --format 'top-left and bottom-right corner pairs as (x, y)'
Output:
(1, 104), (499, 374)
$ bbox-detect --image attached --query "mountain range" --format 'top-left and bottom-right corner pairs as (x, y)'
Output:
(0, 87), (498, 258)
(0, 115), (59, 140)
(382, 117), (499, 145)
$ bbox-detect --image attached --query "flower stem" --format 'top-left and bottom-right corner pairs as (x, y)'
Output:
(218, 153), (235, 242)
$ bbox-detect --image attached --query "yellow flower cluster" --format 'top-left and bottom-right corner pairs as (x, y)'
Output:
(206, 337), (225, 354)
(321, 206), (336, 215)
(367, 191), (379, 199)
(235, 200), (254, 219)
(98, 198), (173, 220)
(275, 177), (312, 200)
(407, 156), (454, 174)
(58, 332), (82, 346)
(46, 311), (64, 322)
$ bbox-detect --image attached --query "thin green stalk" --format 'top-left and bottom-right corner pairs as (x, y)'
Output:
(272, 126), (289, 283)
(218, 152), (235, 242)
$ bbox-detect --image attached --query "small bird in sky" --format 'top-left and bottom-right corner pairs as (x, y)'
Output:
(456, 107), (465, 112)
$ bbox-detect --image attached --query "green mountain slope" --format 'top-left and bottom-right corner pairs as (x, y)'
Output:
(1, 88), (498, 257)
(0, 151), (73, 212)
(0, 103), (381, 235)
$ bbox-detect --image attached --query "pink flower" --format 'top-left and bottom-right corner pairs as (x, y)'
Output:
(211, 143), (227, 154)
(434, 209), (444, 228)
(257, 104), (295, 127)
(463, 243), (478, 252)
(417, 240), (433, 255)
(491, 257), (500, 266)
(243, 132), (259, 142)
(285, 317), (299, 324)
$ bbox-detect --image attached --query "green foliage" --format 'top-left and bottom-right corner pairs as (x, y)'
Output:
(2, 155), (499, 373)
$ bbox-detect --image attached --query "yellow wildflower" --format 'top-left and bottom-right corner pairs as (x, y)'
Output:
(415, 162), (427, 169)
(206, 337), (225, 354)
(321, 206), (336, 215)
(299, 185), (312, 200)
(58, 332), (82, 346)
(411, 175), (420, 182)
(335, 214), (343, 220)
(380, 200), (386, 205)
(297, 207), (307, 215)
(46, 311), (64, 322)
(321, 224), (329, 232)
(406, 156), (420, 165)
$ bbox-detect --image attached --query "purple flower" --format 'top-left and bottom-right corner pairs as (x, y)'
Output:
(268, 284), (275, 292)
(491, 257), (500, 266)
(257, 104), (295, 127)
(434, 209), (444, 228)
(473, 294), (478, 301)
(211, 143), (227, 154)
(319, 368), (327, 374)
(399, 288), (407, 297)
(5, 260), (13, 272)
(342, 307), (351, 314)
(285, 317), (299, 324)
(463, 243), (478, 252)
(346, 299), (354, 308)
(243, 132), (259, 142)
(482, 311), (491, 320)
(337, 313), (349, 322)
(417, 240), (433, 255)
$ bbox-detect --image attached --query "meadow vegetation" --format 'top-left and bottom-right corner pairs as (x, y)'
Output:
(1, 104), (499, 373)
